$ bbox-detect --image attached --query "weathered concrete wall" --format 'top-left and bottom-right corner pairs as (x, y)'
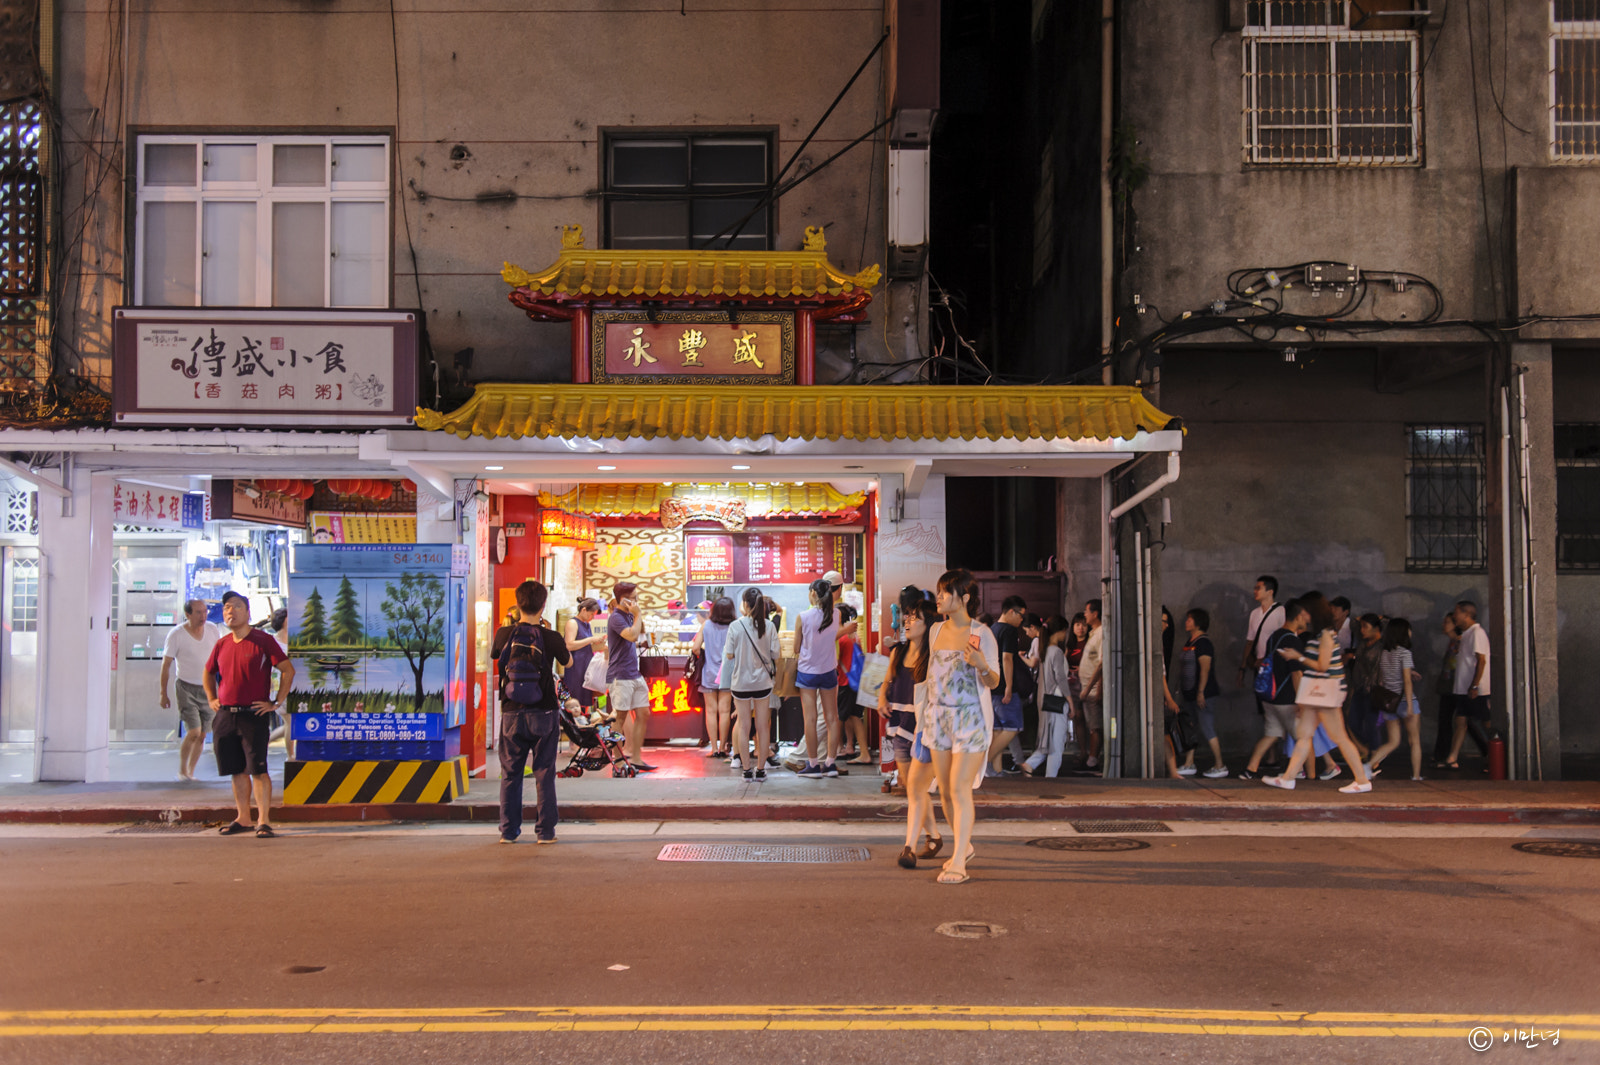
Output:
(58, 0), (896, 387)
(1553, 351), (1600, 760)
(1157, 348), (1492, 756)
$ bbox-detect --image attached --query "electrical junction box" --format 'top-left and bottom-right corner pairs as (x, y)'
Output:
(1305, 262), (1360, 285)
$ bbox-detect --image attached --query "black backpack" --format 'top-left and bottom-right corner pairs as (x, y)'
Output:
(499, 623), (545, 707)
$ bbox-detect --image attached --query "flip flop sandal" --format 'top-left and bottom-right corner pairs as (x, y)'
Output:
(254, 824), (277, 838)
(936, 870), (970, 885)
(219, 821), (250, 835)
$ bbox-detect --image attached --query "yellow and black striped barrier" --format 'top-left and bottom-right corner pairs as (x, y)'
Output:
(283, 758), (469, 805)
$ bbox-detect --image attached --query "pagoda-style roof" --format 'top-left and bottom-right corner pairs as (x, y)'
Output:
(414, 384), (1179, 444)
(502, 224), (880, 322)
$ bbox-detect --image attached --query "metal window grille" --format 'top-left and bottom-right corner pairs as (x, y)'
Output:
(2, 484), (35, 534)
(603, 133), (773, 251)
(1244, 2), (1422, 166)
(1552, 1), (1600, 158)
(1405, 424), (1487, 573)
(1554, 423), (1600, 570)
(9, 553), (37, 631)
(0, 101), (41, 299)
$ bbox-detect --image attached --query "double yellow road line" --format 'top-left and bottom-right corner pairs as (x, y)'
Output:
(0, 1005), (1595, 1040)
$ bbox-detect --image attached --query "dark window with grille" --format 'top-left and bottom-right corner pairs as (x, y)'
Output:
(1553, 0), (1600, 158)
(604, 134), (771, 250)
(1556, 423), (1600, 570)
(0, 100), (42, 384)
(1405, 424), (1486, 572)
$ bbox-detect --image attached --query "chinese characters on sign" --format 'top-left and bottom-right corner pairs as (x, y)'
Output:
(687, 532), (855, 586)
(597, 316), (790, 382)
(685, 536), (735, 584)
(112, 483), (205, 531)
(113, 309), (417, 427)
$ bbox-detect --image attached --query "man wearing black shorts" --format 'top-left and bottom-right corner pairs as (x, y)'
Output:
(204, 590), (293, 838)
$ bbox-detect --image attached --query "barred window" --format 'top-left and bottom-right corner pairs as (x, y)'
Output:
(1244, 1), (1422, 166)
(1553, 1), (1600, 158)
(9, 554), (37, 632)
(134, 134), (391, 308)
(1555, 423), (1600, 570)
(604, 133), (772, 250)
(1406, 425), (1486, 573)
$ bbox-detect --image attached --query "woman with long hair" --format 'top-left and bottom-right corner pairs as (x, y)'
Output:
(1368, 616), (1423, 781)
(884, 601), (942, 867)
(725, 587), (780, 781)
(924, 568), (1000, 884)
(1022, 615), (1072, 777)
(793, 577), (848, 778)
(1064, 613), (1088, 761)
(1263, 592), (1373, 794)
(692, 597), (736, 761)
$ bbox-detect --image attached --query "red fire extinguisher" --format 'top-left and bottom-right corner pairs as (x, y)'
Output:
(1488, 732), (1507, 781)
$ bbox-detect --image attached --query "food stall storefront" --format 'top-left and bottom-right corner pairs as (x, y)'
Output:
(361, 227), (1184, 777)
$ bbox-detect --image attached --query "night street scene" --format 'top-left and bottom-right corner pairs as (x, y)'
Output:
(1, 2), (1598, 1063)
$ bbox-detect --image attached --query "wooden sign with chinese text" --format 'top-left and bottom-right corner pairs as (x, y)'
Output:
(591, 311), (794, 385)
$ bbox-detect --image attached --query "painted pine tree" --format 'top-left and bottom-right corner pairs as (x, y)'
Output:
(328, 575), (364, 646)
(297, 586), (328, 646)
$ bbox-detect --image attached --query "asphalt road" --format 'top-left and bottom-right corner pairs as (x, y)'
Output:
(2, 820), (1596, 1063)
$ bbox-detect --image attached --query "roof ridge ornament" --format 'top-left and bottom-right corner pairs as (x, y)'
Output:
(561, 223), (585, 249)
(803, 226), (827, 252)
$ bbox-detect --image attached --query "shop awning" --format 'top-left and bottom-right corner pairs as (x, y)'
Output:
(413, 385), (1178, 445)
(537, 482), (865, 519)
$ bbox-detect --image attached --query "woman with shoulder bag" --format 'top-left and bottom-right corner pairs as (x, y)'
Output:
(1262, 592), (1373, 794)
(884, 601), (942, 867)
(724, 587), (780, 782)
(1367, 617), (1423, 780)
(1021, 616), (1071, 777)
(692, 597), (736, 761)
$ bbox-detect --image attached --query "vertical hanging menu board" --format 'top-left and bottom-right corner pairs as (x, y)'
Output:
(686, 532), (856, 586)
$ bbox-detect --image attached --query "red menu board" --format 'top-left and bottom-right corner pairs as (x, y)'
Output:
(686, 532), (855, 586)
(686, 535), (736, 583)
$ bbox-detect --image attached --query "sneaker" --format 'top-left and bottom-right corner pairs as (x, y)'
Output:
(766, 755), (781, 768)
(1203, 766), (1230, 779)
(1084, 755), (1099, 769)
(1237, 769), (1258, 780)
(754, 768), (766, 782)
(796, 763), (826, 779)
(730, 755), (743, 771)
(1261, 775), (1295, 791)
(1338, 780), (1373, 794)
(1001, 766), (1022, 776)
(825, 762), (840, 777)
(536, 836), (557, 845)
(1177, 765), (1198, 777)
(743, 768), (754, 781)
(498, 836), (517, 845)
(1366, 763), (1382, 778)
(1319, 764), (1342, 781)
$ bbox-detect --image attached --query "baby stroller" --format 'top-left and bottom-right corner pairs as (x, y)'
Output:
(557, 704), (637, 778)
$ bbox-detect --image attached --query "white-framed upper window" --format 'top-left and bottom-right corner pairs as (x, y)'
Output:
(1243, 1), (1422, 166)
(135, 134), (391, 309)
(1552, 1), (1600, 159)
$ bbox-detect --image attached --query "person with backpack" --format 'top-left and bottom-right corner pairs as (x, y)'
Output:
(1237, 599), (1308, 780)
(496, 580), (571, 845)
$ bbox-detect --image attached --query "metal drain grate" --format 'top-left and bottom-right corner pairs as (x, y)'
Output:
(111, 822), (215, 834)
(1027, 837), (1151, 852)
(1513, 840), (1600, 860)
(1070, 820), (1171, 834)
(657, 843), (871, 863)
(936, 921), (1007, 939)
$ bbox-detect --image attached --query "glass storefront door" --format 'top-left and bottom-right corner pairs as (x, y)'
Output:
(0, 547), (42, 781)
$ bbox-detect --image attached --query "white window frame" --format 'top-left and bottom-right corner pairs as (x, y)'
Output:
(1551, 3), (1600, 160)
(133, 134), (392, 308)
(1243, 3), (1422, 167)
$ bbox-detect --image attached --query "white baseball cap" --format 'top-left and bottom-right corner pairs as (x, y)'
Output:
(823, 569), (844, 588)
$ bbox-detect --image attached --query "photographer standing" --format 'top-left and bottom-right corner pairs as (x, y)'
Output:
(497, 580), (571, 845)
(204, 590), (294, 838)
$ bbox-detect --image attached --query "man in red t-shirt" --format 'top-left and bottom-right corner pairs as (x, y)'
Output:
(204, 590), (294, 837)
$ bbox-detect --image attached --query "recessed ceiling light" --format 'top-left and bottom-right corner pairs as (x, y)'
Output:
(732, 464), (751, 471)
(844, 465), (864, 470)
(1010, 465), (1030, 470)
(794, 481), (805, 486)
(598, 464), (617, 471)
(868, 482), (878, 492)
(484, 465), (504, 471)
(663, 481), (673, 486)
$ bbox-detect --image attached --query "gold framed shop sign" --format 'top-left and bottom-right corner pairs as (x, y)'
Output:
(591, 311), (794, 385)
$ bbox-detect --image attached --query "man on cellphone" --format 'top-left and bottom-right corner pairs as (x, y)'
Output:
(203, 590), (294, 837)
(607, 582), (655, 771)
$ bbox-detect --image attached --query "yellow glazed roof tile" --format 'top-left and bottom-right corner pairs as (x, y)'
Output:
(413, 385), (1179, 444)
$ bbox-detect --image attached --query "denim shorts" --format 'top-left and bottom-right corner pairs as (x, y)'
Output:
(993, 693), (1024, 732)
(796, 670), (837, 690)
(890, 729), (931, 764)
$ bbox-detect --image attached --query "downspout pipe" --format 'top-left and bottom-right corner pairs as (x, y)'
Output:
(1108, 452), (1179, 523)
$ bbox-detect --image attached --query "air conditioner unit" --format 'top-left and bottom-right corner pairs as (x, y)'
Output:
(887, 147), (929, 279)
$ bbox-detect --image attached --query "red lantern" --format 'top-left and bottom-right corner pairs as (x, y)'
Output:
(375, 481), (394, 501)
(400, 479), (416, 493)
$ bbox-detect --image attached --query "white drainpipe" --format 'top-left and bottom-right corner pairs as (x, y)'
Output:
(1108, 452), (1180, 523)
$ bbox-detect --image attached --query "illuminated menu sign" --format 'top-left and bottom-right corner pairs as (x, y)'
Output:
(686, 532), (855, 586)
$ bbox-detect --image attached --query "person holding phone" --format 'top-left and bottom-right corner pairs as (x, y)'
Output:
(606, 582), (655, 771)
(922, 569), (999, 884)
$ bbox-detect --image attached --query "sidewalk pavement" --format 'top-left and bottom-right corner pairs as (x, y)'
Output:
(1, 748), (1596, 826)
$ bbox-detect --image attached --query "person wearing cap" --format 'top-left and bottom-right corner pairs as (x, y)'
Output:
(203, 590), (294, 837)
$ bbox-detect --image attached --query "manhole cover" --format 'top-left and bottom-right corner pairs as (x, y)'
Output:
(111, 822), (214, 834)
(1027, 837), (1151, 852)
(1513, 840), (1600, 860)
(936, 921), (1007, 939)
(1070, 820), (1171, 833)
(657, 843), (872, 863)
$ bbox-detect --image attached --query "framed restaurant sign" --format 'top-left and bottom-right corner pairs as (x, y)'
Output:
(590, 310), (795, 385)
(111, 308), (420, 427)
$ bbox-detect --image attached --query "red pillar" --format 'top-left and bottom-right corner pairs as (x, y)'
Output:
(571, 307), (591, 383)
(796, 308), (815, 385)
